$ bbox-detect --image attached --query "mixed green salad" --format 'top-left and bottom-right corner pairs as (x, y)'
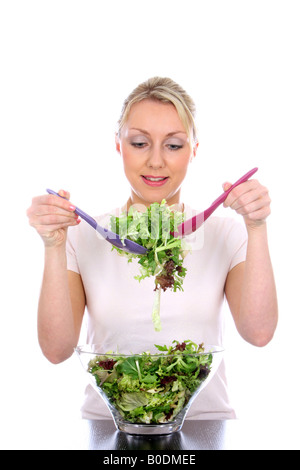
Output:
(110, 200), (189, 331)
(88, 340), (212, 424)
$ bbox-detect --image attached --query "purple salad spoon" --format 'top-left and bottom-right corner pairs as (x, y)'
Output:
(46, 189), (148, 255)
(171, 167), (259, 238)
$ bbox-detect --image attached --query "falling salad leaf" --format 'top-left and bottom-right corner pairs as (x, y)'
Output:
(110, 200), (189, 331)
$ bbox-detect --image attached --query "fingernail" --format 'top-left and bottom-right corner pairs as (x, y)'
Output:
(69, 205), (76, 211)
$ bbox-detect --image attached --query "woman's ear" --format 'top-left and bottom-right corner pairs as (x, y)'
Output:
(115, 133), (121, 154)
(190, 141), (199, 162)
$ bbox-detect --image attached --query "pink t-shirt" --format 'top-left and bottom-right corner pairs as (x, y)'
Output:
(66, 207), (248, 420)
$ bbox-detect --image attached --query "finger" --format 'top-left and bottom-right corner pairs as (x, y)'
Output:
(222, 182), (232, 207)
(230, 187), (267, 212)
(223, 180), (259, 207)
(58, 189), (71, 200)
(235, 196), (271, 216)
(33, 203), (77, 218)
(230, 183), (269, 212)
(29, 213), (79, 227)
(222, 182), (232, 192)
(34, 220), (80, 235)
(244, 206), (271, 223)
(32, 194), (76, 212)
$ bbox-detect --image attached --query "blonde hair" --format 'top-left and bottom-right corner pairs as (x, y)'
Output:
(117, 77), (198, 145)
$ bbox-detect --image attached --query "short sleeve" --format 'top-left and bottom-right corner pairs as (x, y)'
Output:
(227, 219), (248, 271)
(66, 227), (80, 274)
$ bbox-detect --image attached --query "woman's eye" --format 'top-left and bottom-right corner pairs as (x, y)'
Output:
(167, 144), (183, 151)
(131, 142), (147, 148)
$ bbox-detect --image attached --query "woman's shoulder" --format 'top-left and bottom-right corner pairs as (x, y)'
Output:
(204, 215), (247, 243)
(184, 203), (246, 248)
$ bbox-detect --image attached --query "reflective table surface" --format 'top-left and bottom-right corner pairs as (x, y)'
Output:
(3, 417), (299, 450)
(88, 419), (226, 451)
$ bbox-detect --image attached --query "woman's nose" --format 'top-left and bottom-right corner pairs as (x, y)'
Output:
(146, 145), (165, 169)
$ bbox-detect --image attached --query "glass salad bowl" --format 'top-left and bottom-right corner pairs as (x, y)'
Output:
(75, 341), (224, 435)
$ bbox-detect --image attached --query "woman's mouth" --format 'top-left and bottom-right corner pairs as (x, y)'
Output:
(141, 175), (169, 187)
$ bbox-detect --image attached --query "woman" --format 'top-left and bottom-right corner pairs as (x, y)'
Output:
(27, 77), (278, 419)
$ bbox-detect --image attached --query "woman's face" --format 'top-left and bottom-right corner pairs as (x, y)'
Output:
(116, 99), (198, 207)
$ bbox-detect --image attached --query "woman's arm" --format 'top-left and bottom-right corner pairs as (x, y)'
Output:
(38, 246), (85, 363)
(223, 179), (278, 346)
(27, 191), (85, 363)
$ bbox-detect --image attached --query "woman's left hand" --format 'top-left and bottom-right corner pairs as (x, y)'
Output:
(222, 179), (271, 229)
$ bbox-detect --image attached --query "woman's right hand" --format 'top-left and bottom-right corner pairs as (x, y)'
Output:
(26, 190), (80, 247)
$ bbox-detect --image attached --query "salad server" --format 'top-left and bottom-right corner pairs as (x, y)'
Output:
(172, 167), (259, 237)
(47, 167), (257, 254)
(46, 189), (148, 255)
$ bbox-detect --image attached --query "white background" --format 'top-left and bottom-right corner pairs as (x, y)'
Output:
(1, 0), (299, 449)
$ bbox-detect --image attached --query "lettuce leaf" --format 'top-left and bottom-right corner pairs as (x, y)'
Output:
(88, 340), (213, 424)
(110, 200), (189, 331)
(117, 391), (149, 411)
